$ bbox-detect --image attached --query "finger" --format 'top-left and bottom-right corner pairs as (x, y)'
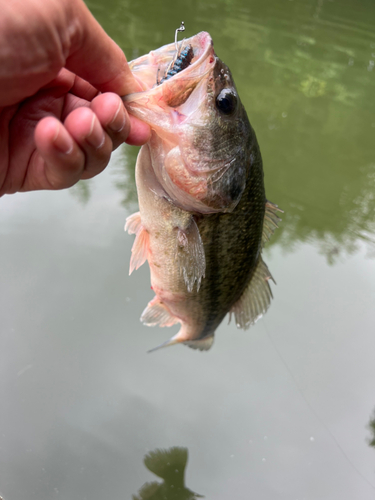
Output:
(39, 68), (75, 94)
(41, 68), (99, 102)
(31, 116), (86, 190)
(63, 106), (112, 180)
(126, 116), (152, 146)
(69, 92), (151, 147)
(67, 0), (141, 96)
(89, 93), (130, 150)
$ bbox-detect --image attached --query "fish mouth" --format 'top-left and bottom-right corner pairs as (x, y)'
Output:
(125, 32), (215, 96)
(123, 33), (243, 215)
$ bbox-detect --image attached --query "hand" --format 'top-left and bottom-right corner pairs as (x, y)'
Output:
(0, 0), (150, 196)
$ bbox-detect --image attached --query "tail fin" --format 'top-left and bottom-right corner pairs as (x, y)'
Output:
(148, 327), (214, 353)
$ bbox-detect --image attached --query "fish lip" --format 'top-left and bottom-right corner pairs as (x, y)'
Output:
(173, 31), (214, 81)
(122, 31), (215, 99)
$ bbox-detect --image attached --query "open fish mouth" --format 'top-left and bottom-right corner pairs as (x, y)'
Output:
(123, 32), (249, 215)
(127, 32), (215, 94)
(157, 43), (195, 84)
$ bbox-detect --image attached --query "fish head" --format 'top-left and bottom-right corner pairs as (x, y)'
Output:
(124, 32), (252, 214)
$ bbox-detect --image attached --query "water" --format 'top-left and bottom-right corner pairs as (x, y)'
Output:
(1, 0), (375, 498)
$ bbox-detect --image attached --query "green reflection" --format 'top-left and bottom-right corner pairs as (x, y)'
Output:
(133, 447), (203, 500)
(112, 145), (140, 207)
(83, 0), (375, 263)
(69, 179), (92, 205)
(369, 411), (375, 449)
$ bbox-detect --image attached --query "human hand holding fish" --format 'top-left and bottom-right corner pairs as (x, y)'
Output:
(123, 30), (282, 352)
(0, 1), (281, 354)
(0, 0), (150, 196)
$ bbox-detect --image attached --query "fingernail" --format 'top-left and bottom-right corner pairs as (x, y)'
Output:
(109, 102), (126, 133)
(53, 124), (74, 154)
(86, 115), (105, 149)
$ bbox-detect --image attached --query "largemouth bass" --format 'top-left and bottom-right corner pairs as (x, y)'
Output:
(123, 32), (281, 351)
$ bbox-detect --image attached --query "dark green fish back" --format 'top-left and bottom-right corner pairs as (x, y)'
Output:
(191, 125), (266, 338)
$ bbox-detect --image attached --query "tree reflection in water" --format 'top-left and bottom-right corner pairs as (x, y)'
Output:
(369, 411), (375, 449)
(133, 447), (203, 500)
(70, 0), (375, 264)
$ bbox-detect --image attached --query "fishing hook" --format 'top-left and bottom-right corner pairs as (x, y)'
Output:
(175, 21), (185, 51)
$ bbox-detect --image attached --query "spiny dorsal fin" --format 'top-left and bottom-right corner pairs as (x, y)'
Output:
(230, 257), (274, 330)
(262, 200), (283, 246)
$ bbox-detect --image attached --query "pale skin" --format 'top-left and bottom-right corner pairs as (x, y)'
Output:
(0, 0), (151, 196)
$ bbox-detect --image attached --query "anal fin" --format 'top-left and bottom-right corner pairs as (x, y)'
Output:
(176, 217), (206, 293)
(125, 211), (149, 275)
(141, 299), (179, 327)
(230, 257), (274, 330)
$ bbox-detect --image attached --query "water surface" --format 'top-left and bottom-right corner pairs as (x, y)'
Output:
(1, 0), (375, 499)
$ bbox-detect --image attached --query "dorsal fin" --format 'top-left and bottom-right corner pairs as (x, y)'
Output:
(229, 257), (274, 330)
(262, 200), (283, 246)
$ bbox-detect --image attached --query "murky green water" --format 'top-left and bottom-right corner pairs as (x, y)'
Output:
(1, 0), (375, 499)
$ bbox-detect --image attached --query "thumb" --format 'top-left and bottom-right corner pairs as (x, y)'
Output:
(66, 0), (140, 96)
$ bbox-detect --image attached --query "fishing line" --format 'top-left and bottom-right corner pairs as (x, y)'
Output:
(262, 318), (375, 492)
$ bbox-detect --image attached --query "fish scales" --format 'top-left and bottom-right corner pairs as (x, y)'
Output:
(123, 31), (280, 351)
(195, 143), (265, 336)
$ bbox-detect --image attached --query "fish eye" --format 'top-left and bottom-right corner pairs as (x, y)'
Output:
(215, 89), (237, 115)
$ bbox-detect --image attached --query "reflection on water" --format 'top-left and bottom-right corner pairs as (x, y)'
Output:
(2, 0), (374, 499)
(69, 146), (140, 208)
(133, 447), (203, 500)
(79, 0), (375, 265)
(69, 179), (93, 205)
(369, 411), (375, 449)
(113, 145), (140, 207)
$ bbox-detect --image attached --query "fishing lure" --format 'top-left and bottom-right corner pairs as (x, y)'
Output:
(157, 22), (194, 84)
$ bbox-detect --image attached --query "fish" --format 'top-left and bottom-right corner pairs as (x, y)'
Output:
(132, 447), (203, 500)
(123, 31), (281, 351)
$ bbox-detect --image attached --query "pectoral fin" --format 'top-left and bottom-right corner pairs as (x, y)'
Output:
(176, 217), (206, 292)
(230, 257), (274, 329)
(125, 212), (149, 275)
(125, 211), (142, 235)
